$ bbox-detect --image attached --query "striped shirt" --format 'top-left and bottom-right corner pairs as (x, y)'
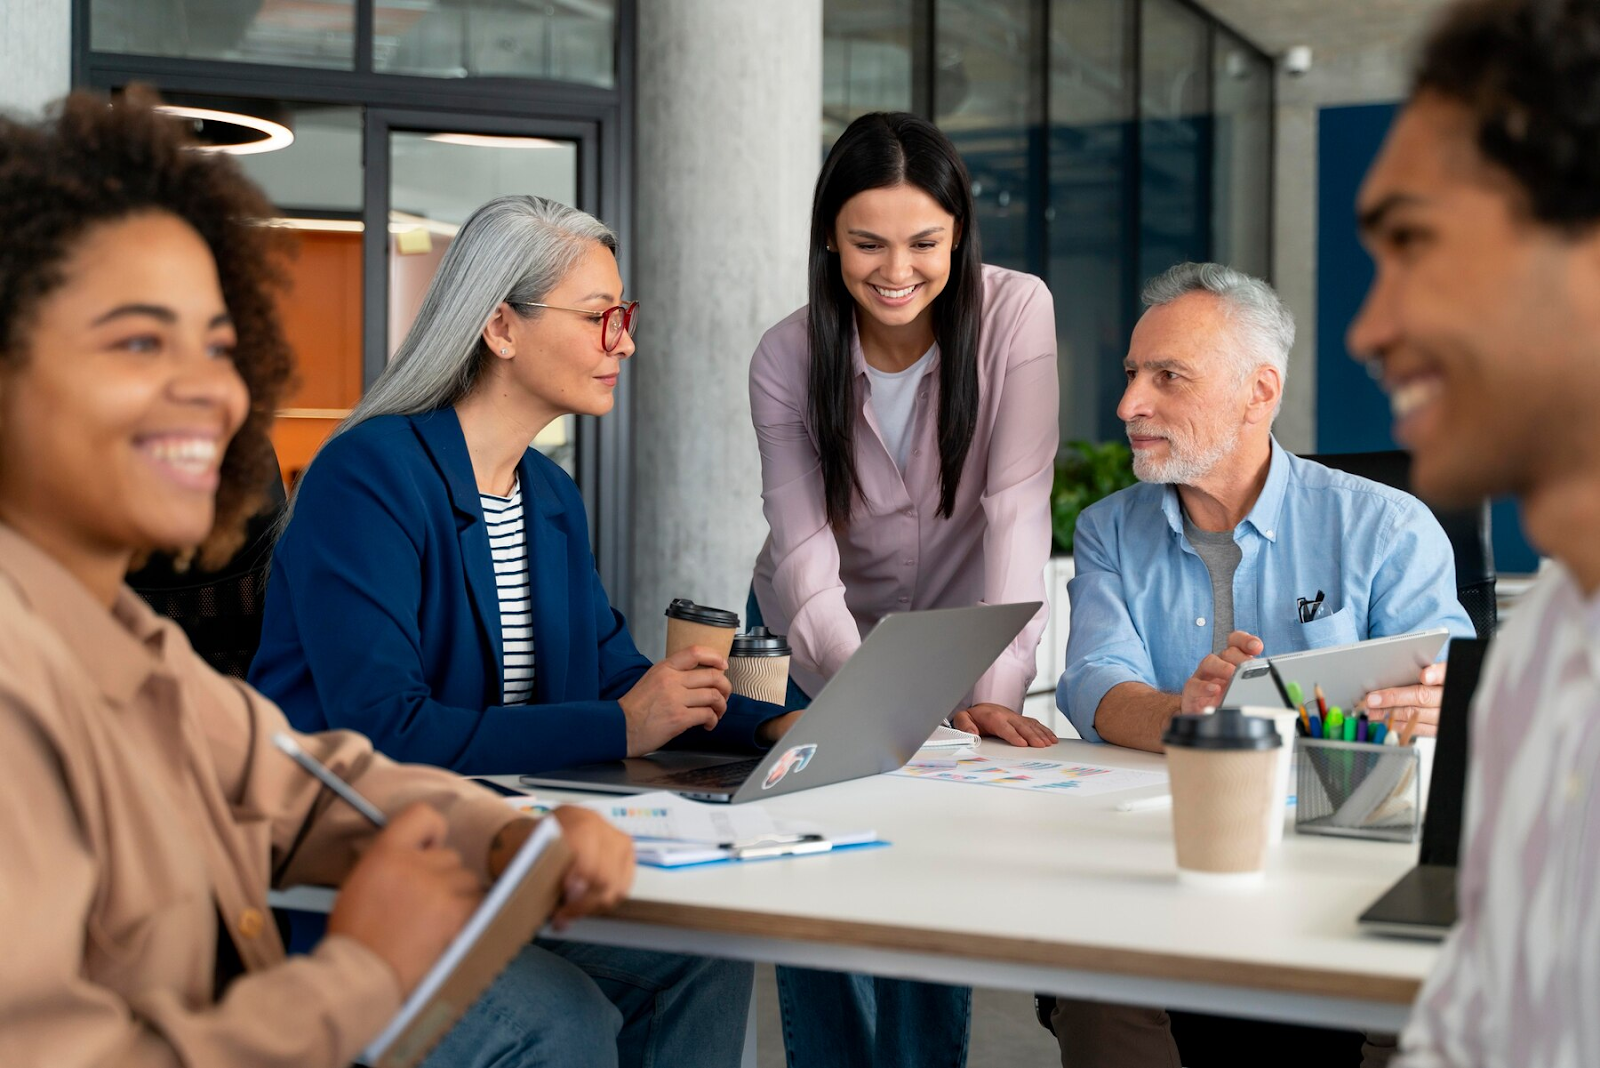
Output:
(1400, 563), (1600, 1068)
(480, 476), (535, 705)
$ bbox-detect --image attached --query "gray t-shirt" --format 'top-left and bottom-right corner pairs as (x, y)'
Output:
(1183, 515), (1242, 654)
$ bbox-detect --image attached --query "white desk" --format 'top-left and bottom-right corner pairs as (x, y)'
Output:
(277, 739), (1438, 1033)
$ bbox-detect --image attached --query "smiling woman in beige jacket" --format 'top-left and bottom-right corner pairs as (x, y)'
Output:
(0, 90), (632, 1068)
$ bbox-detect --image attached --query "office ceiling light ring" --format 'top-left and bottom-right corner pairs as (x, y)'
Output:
(155, 105), (295, 155)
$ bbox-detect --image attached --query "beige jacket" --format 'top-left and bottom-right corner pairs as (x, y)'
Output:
(0, 524), (522, 1068)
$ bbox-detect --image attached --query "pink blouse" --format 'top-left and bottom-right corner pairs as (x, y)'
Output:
(750, 264), (1059, 711)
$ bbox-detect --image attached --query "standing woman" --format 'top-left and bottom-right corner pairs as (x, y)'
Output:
(749, 113), (1060, 1067)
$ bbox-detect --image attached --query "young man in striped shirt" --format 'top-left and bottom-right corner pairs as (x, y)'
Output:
(1348, 1), (1600, 1064)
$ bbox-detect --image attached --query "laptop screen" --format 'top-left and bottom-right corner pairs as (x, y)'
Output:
(1419, 637), (1488, 867)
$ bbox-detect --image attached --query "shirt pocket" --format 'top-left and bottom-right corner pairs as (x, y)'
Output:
(86, 890), (213, 992)
(1295, 604), (1360, 649)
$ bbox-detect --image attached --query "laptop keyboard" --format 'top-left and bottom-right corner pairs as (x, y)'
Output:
(649, 757), (764, 790)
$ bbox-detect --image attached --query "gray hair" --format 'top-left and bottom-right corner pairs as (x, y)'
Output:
(345, 194), (616, 430)
(1141, 262), (1294, 414)
(277, 195), (615, 534)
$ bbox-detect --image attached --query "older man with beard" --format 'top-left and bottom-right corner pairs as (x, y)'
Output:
(1046, 265), (1474, 1067)
(1056, 261), (1474, 755)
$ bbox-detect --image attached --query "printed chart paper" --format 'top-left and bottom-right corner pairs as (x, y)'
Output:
(892, 755), (1167, 797)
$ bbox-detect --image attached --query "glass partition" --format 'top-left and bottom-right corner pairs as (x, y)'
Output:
(91, 0), (356, 68)
(374, 0), (616, 86)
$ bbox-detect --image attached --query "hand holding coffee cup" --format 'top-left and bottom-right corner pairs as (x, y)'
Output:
(619, 645), (733, 756)
(1163, 708), (1282, 888)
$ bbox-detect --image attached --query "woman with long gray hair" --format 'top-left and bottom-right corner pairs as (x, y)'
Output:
(251, 195), (783, 1067)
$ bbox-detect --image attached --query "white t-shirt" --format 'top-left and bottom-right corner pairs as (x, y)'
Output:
(865, 345), (935, 474)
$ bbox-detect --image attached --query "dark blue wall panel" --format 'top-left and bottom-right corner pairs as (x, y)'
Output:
(1316, 103), (1539, 573)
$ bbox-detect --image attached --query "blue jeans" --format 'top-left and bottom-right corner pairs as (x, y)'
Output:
(775, 966), (971, 1068)
(422, 938), (752, 1068)
(746, 587), (972, 1068)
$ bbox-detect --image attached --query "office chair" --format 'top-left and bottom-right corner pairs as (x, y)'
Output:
(1303, 450), (1496, 640)
(127, 456), (286, 679)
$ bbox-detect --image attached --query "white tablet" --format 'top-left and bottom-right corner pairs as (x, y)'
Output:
(1218, 627), (1452, 712)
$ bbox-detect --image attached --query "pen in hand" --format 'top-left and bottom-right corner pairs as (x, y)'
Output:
(272, 732), (389, 828)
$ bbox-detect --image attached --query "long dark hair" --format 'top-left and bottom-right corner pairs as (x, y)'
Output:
(807, 112), (983, 528)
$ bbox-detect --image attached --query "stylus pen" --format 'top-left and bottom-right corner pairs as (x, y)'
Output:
(272, 732), (388, 829)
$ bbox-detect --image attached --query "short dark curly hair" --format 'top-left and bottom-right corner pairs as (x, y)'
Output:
(0, 86), (294, 568)
(1416, 0), (1600, 230)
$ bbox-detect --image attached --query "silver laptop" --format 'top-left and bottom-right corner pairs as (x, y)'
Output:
(520, 602), (1039, 803)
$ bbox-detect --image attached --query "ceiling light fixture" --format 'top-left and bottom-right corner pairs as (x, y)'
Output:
(155, 104), (295, 155)
(424, 132), (567, 150)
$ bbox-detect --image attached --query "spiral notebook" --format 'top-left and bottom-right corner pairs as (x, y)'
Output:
(360, 819), (571, 1068)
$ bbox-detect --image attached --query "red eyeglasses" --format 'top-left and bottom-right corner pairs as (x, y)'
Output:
(510, 300), (639, 352)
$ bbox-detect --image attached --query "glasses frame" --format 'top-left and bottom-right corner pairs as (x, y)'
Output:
(509, 299), (639, 352)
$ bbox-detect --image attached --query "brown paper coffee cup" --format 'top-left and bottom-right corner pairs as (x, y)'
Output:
(663, 599), (739, 660)
(1167, 747), (1279, 885)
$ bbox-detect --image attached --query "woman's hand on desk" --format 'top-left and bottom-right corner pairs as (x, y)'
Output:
(328, 803), (484, 996)
(950, 703), (1057, 747)
(756, 709), (805, 745)
(620, 646), (733, 756)
(547, 807), (635, 930)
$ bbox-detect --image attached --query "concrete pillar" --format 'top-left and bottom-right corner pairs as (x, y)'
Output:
(1, 0), (72, 118)
(629, 0), (822, 656)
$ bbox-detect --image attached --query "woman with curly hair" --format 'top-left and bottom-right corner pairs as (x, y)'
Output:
(0, 88), (634, 1068)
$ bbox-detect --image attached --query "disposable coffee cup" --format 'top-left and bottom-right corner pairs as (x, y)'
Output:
(727, 627), (792, 705)
(1163, 708), (1282, 889)
(1241, 707), (1301, 848)
(664, 598), (739, 661)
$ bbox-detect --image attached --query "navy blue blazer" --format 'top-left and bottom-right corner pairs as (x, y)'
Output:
(250, 409), (778, 774)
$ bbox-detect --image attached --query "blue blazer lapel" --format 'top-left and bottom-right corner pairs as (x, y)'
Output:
(520, 454), (570, 702)
(412, 410), (504, 698)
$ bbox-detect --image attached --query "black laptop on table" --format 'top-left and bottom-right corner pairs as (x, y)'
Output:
(1358, 637), (1488, 940)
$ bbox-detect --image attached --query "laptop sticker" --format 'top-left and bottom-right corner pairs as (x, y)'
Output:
(763, 743), (817, 789)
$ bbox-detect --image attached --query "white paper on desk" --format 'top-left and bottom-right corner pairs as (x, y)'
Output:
(892, 755), (1168, 797)
(581, 791), (876, 848)
(360, 816), (562, 1064)
(921, 725), (981, 750)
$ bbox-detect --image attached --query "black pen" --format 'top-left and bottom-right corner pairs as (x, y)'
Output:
(272, 732), (388, 828)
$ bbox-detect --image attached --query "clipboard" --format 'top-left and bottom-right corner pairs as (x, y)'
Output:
(361, 818), (571, 1068)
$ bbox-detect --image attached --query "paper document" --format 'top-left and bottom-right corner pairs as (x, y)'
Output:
(893, 755), (1168, 797)
(582, 791), (879, 868)
(361, 818), (568, 1068)
(921, 725), (981, 750)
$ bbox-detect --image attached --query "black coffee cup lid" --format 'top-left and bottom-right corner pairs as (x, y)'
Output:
(731, 626), (790, 657)
(665, 598), (740, 629)
(1161, 708), (1281, 751)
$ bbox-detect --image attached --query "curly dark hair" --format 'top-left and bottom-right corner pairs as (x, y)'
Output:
(1416, 0), (1600, 230)
(0, 86), (294, 568)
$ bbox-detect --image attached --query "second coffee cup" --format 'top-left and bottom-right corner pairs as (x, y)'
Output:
(664, 598), (740, 660)
(727, 626), (792, 704)
(1162, 708), (1282, 889)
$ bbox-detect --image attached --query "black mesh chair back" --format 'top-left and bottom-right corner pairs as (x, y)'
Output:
(1303, 450), (1496, 640)
(128, 466), (287, 680)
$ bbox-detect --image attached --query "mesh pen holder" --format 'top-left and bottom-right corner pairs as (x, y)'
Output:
(1294, 737), (1421, 843)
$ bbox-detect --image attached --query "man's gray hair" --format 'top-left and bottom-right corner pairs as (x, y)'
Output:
(1141, 262), (1294, 412)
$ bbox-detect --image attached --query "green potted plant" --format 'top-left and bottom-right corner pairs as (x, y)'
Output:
(1051, 439), (1137, 556)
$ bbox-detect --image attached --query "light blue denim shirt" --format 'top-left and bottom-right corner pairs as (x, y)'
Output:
(1057, 438), (1476, 742)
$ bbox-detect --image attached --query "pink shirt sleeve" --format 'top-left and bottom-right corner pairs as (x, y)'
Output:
(971, 278), (1058, 710)
(749, 322), (864, 687)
